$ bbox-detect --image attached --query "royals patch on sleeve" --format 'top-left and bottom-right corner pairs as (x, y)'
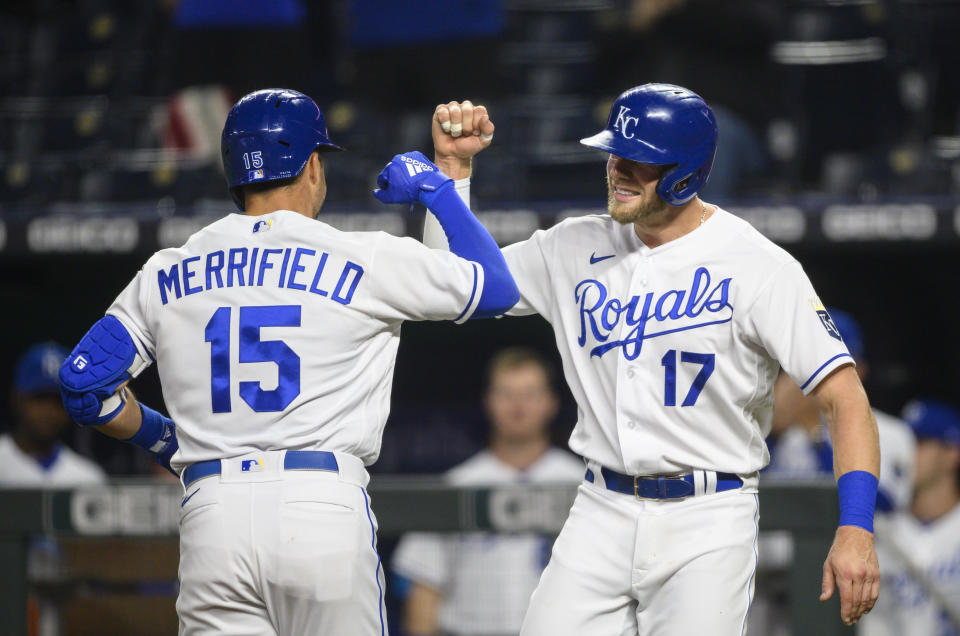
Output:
(809, 298), (842, 341)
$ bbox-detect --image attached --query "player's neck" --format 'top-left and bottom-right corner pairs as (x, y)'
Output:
(632, 199), (713, 249)
(911, 477), (960, 523)
(245, 192), (316, 219)
(490, 434), (550, 472)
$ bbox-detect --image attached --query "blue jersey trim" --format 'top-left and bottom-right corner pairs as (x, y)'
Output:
(35, 444), (62, 472)
(361, 487), (385, 636)
(799, 353), (853, 391)
(453, 262), (479, 323)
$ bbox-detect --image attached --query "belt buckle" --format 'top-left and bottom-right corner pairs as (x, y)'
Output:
(633, 474), (694, 500)
(632, 475), (662, 501)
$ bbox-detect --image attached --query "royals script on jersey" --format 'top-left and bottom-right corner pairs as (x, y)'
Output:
(503, 209), (852, 475)
(108, 210), (484, 469)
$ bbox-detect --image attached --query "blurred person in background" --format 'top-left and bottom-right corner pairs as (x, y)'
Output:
(859, 400), (960, 636)
(0, 343), (105, 487)
(392, 347), (583, 636)
(0, 343), (106, 636)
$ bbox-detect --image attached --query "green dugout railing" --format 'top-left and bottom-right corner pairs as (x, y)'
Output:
(0, 478), (848, 635)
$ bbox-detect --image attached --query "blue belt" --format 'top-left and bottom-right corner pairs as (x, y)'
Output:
(586, 466), (742, 500)
(182, 450), (339, 488)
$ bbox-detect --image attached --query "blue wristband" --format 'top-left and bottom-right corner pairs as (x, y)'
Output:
(127, 403), (178, 475)
(837, 470), (878, 533)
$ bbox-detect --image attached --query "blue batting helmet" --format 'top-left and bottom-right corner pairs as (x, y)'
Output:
(15, 343), (69, 395)
(581, 83), (718, 206)
(902, 400), (960, 447)
(221, 88), (343, 210)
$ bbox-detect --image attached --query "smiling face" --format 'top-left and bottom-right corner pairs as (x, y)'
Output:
(605, 154), (671, 224)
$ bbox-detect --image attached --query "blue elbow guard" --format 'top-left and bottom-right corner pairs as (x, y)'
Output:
(129, 403), (179, 476)
(59, 315), (150, 425)
(837, 470), (878, 533)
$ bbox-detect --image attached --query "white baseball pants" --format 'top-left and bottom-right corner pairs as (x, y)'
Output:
(176, 450), (387, 636)
(520, 478), (760, 636)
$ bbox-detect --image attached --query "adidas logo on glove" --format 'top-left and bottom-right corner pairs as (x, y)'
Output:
(400, 155), (435, 176)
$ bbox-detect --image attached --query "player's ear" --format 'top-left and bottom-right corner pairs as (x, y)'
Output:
(303, 150), (321, 187)
(314, 151), (326, 189)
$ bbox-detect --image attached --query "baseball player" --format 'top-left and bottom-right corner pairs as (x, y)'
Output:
(0, 343), (105, 487)
(392, 347), (583, 636)
(57, 88), (516, 635)
(859, 400), (960, 636)
(427, 84), (881, 634)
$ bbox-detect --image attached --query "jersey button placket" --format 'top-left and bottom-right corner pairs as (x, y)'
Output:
(615, 255), (649, 466)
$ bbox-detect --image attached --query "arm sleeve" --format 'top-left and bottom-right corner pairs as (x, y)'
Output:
(365, 233), (484, 323)
(391, 532), (449, 590)
(748, 261), (853, 394)
(105, 268), (157, 362)
(421, 184), (518, 318)
(502, 229), (553, 318)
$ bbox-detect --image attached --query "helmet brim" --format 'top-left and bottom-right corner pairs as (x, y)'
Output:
(580, 130), (674, 165)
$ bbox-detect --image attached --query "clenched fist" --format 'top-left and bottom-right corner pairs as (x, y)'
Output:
(432, 100), (495, 180)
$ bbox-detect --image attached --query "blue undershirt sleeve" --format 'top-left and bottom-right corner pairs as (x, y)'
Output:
(420, 184), (519, 318)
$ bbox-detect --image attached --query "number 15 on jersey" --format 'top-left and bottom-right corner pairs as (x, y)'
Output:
(205, 305), (302, 414)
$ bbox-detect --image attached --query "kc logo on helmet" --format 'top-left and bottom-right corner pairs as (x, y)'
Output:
(613, 106), (641, 140)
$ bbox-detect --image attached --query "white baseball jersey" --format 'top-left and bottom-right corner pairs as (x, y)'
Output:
(107, 209), (484, 469)
(859, 504), (960, 636)
(392, 448), (584, 635)
(502, 210), (852, 475)
(0, 434), (106, 486)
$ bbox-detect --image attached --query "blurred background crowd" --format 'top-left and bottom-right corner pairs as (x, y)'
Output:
(1, 0), (960, 208)
(2, 0), (960, 635)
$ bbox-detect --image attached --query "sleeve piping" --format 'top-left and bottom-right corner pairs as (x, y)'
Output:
(453, 261), (484, 324)
(799, 353), (854, 393)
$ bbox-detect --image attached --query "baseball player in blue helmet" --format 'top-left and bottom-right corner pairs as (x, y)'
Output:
(425, 83), (881, 633)
(60, 89), (516, 634)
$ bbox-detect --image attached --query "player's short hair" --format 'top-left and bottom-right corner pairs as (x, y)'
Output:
(239, 175), (297, 201)
(486, 347), (557, 391)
